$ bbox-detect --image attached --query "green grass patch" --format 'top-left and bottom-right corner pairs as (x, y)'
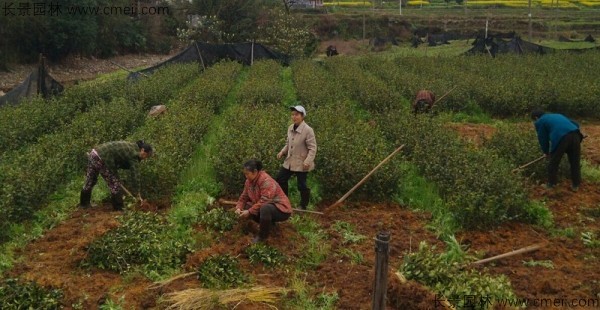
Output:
(284, 273), (339, 310)
(290, 216), (330, 270)
(394, 162), (458, 238)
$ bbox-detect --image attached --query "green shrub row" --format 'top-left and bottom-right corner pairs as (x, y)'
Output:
(235, 59), (284, 107)
(359, 52), (600, 117)
(0, 64), (199, 242)
(291, 59), (345, 108)
(130, 61), (243, 199)
(0, 64), (198, 157)
(0, 99), (142, 238)
(484, 123), (571, 182)
(377, 114), (533, 229)
(292, 60), (402, 201)
(79, 62), (243, 278)
(322, 56), (403, 113)
(211, 104), (288, 196)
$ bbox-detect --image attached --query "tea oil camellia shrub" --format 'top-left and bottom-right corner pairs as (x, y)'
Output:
(377, 113), (531, 229)
(199, 208), (238, 233)
(291, 59), (344, 108)
(322, 56), (402, 113)
(359, 53), (600, 118)
(197, 255), (248, 289)
(0, 76), (126, 157)
(310, 102), (402, 201)
(82, 212), (189, 274)
(484, 123), (571, 182)
(0, 278), (63, 309)
(0, 64), (200, 242)
(401, 242), (518, 309)
(292, 59), (402, 201)
(0, 99), (142, 240)
(235, 60), (284, 107)
(245, 243), (285, 268)
(131, 61), (242, 199)
(211, 104), (287, 196)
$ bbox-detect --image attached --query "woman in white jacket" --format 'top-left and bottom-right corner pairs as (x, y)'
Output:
(276, 105), (317, 210)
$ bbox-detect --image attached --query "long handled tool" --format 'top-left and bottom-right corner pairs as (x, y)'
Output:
(218, 199), (324, 215)
(433, 85), (459, 106)
(511, 155), (545, 173)
(328, 144), (405, 210)
(120, 184), (143, 203)
(470, 243), (545, 266)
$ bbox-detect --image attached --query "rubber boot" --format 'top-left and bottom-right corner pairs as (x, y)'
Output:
(256, 217), (272, 243)
(79, 190), (92, 208)
(300, 189), (311, 210)
(111, 193), (124, 211)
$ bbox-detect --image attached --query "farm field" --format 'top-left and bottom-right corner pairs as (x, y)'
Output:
(1, 50), (600, 310)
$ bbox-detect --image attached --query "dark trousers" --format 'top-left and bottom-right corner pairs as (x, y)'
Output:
(275, 167), (308, 195)
(548, 130), (582, 187)
(246, 203), (291, 240)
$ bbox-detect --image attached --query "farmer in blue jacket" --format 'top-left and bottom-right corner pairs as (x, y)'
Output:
(531, 109), (583, 191)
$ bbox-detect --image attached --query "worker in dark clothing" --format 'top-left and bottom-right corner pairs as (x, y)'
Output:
(80, 140), (153, 210)
(531, 110), (583, 191)
(413, 90), (436, 114)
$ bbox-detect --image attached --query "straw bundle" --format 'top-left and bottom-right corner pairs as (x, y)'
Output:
(164, 286), (286, 310)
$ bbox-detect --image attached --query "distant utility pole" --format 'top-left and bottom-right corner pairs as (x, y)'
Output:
(528, 0), (532, 41)
(363, 13), (366, 41)
(399, 0), (402, 15)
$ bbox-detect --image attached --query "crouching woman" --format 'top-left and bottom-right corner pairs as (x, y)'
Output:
(235, 159), (292, 243)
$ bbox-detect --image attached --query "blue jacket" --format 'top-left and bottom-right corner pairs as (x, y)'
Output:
(534, 113), (579, 154)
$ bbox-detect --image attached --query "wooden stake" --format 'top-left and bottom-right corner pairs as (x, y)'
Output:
(328, 145), (405, 209)
(470, 243), (544, 265)
(372, 232), (390, 310)
(512, 155), (545, 173)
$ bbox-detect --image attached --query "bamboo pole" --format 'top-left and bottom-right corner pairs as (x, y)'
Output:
(218, 199), (324, 215)
(471, 243), (544, 265)
(328, 145), (405, 209)
(432, 85), (459, 106)
(511, 155), (545, 173)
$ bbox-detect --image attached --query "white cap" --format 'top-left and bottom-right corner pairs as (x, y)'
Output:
(290, 105), (306, 116)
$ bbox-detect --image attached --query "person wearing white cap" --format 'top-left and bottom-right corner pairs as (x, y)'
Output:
(276, 105), (317, 210)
